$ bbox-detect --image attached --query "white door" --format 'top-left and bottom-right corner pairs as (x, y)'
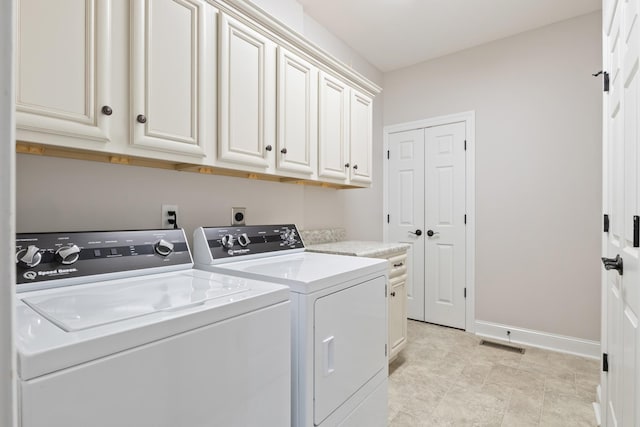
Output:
(424, 123), (466, 329)
(388, 129), (425, 321)
(318, 72), (349, 183)
(388, 122), (466, 329)
(130, 0), (212, 158)
(349, 89), (373, 185)
(602, 0), (640, 425)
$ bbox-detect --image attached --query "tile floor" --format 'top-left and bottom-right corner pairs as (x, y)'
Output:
(388, 320), (600, 426)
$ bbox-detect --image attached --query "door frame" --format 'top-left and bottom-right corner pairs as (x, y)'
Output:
(382, 111), (476, 332)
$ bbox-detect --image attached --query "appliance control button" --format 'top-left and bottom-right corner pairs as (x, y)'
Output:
(16, 245), (42, 268)
(93, 249), (102, 257)
(237, 233), (251, 247)
(55, 244), (81, 265)
(154, 239), (174, 256)
(221, 234), (235, 249)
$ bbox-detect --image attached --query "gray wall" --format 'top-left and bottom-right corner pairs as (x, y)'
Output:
(383, 12), (602, 341)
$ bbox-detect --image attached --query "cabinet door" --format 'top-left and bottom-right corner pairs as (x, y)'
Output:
(276, 47), (318, 178)
(16, 0), (111, 145)
(218, 13), (276, 170)
(131, 0), (212, 158)
(389, 274), (407, 360)
(318, 72), (349, 182)
(349, 90), (373, 185)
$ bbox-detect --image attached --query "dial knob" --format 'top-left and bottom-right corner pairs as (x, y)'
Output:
(16, 245), (42, 268)
(154, 239), (174, 256)
(55, 244), (81, 265)
(237, 233), (251, 247)
(221, 234), (235, 249)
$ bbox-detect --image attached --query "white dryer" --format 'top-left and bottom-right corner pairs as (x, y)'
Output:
(193, 224), (389, 427)
(15, 229), (290, 427)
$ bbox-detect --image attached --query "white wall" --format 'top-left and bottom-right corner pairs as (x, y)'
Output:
(1, 0), (17, 423)
(15, 0), (385, 244)
(384, 12), (602, 341)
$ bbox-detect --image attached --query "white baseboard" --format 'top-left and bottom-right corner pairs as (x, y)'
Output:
(475, 320), (600, 360)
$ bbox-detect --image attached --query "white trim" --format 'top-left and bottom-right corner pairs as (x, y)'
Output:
(0, 0), (17, 425)
(382, 111), (476, 332)
(475, 320), (600, 360)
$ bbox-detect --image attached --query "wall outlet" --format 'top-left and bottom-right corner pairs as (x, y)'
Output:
(161, 204), (178, 229)
(231, 207), (246, 225)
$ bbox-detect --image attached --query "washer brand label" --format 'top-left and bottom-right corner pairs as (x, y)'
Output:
(23, 271), (37, 280)
(227, 249), (250, 256)
(35, 268), (79, 277)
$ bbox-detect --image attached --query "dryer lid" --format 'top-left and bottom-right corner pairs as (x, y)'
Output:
(21, 272), (249, 331)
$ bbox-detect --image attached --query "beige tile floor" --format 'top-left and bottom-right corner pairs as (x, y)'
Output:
(388, 320), (600, 426)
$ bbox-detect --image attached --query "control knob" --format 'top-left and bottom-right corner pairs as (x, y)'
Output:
(281, 229), (298, 245)
(55, 244), (81, 265)
(237, 233), (251, 247)
(221, 234), (235, 249)
(154, 239), (174, 256)
(16, 245), (42, 268)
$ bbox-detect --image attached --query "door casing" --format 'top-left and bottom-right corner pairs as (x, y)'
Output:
(383, 111), (476, 332)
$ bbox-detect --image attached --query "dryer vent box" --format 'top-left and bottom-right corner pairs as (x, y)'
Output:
(231, 207), (246, 225)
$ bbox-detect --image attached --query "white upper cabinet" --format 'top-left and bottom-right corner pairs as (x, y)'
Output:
(349, 89), (373, 185)
(16, 0), (112, 147)
(318, 72), (349, 183)
(276, 47), (318, 179)
(130, 0), (215, 159)
(217, 13), (276, 171)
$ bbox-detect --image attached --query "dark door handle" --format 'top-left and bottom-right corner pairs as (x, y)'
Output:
(390, 291), (396, 297)
(602, 254), (623, 275)
(409, 229), (422, 236)
(426, 230), (440, 237)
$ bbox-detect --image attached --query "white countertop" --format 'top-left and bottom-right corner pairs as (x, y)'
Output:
(305, 241), (410, 258)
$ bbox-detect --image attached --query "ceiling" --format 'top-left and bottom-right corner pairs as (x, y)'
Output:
(298, 0), (602, 72)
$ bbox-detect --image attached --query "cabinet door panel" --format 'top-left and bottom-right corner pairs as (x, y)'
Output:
(16, 0), (111, 143)
(131, 0), (209, 158)
(389, 275), (407, 359)
(318, 72), (349, 182)
(349, 90), (373, 184)
(219, 14), (275, 170)
(276, 47), (317, 177)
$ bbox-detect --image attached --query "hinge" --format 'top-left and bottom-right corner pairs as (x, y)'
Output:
(634, 216), (639, 247)
(464, 214), (467, 224)
(385, 344), (388, 357)
(387, 150), (390, 159)
(464, 140), (467, 151)
(387, 214), (390, 224)
(603, 353), (609, 372)
(464, 287), (467, 298)
(385, 284), (388, 297)
(593, 71), (610, 92)
(604, 214), (609, 233)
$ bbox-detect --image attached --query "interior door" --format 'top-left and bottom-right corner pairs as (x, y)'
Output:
(388, 129), (425, 321)
(602, 0), (640, 425)
(424, 122), (466, 329)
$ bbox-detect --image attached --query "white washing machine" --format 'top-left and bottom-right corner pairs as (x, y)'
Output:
(15, 229), (291, 427)
(193, 224), (389, 427)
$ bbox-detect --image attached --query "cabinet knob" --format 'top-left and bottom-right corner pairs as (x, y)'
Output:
(280, 148), (287, 154)
(344, 163), (350, 168)
(101, 105), (113, 116)
(390, 291), (396, 297)
(265, 145), (273, 152)
(136, 114), (147, 124)
(353, 164), (358, 170)
(393, 263), (404, 268)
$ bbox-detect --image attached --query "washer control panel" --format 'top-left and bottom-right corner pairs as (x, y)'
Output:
(200, 224), (304, 260)
(15, 229), (191, 287)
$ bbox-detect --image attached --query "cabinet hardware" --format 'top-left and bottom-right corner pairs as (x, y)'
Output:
(634, 216), (639, 247)
(101, 106), (113, 116)
(136, 114), (147, 124)
(353, 164), (358, 170)
(390, 291), (396, 297)
(265, 145), (273, 151)
(604, 214), (610, 232)
(602, 254), (623, 275)
(280, 148), (287, 154)
(393, 263), (403, 267)
(344, 163), (350, 168)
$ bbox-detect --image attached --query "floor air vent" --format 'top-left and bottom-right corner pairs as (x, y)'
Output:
(479, 339), (525, 354)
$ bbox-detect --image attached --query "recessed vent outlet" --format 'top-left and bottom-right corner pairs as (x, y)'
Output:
(479, 339), (525, 354)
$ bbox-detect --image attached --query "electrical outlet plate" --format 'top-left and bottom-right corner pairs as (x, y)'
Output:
(231, 207), (246, 225)
(161, 204), (178, 229)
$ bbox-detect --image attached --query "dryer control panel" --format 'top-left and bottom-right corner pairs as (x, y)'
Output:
(195, 224), (304, 263)
(15, 229), (192, 289)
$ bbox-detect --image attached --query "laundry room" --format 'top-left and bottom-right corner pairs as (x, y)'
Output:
(2, 0), (630, 426)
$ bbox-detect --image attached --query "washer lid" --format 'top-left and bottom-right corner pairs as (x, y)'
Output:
(21, 273), (249, 332)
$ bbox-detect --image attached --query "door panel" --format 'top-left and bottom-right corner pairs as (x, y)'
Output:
(349, 90), (373, 184)
(313, 277), (386, 425)
(424, 123), (466, 329)
(318, 72), (349, 182)
(388, 129), (425, 321)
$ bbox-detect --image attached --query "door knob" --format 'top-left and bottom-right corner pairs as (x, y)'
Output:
(409, 229), (422, 236)
(602, 254), (623, 275)
(427, 230), (440, 237)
